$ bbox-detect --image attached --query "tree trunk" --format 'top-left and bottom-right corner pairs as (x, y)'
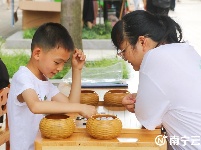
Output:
(61, 0), (83, 49)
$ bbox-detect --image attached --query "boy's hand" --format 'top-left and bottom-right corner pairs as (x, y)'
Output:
(71, 48), (86, 70)
(79, 104), (97, 119)
(122, 93), (136, 113)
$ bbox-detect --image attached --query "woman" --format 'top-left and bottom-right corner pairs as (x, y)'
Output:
(111, 10), (201, 150)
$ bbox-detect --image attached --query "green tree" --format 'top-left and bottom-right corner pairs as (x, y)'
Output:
(61, 0), (83, 49)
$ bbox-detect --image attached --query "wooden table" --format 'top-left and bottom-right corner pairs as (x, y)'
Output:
(35, 105), (167, 150)
(35, 128), (166, 150)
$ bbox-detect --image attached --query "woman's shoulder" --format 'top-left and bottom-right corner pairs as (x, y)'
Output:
(156, 43), (189, 50)
(141, 43), (193, 71)
(149, 43), (194, 55)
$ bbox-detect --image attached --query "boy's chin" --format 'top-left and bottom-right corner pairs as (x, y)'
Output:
(44, 73), (54, 79)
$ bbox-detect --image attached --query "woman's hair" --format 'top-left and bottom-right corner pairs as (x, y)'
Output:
(31, 22), (74, 52)
(111, 10), (184, 50)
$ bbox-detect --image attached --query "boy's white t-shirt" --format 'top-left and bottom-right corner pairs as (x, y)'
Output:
(135, 43), (201, 149)
(7, 66), (60, 150)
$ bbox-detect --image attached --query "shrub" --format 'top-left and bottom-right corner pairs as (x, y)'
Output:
(1, 53), (30, 78)
(1, 53), (129, 79)
(23, 23), (112, 39)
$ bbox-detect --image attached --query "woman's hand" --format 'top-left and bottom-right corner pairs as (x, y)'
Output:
(122, 93), (136, 113)
(71, 48), (86, 70)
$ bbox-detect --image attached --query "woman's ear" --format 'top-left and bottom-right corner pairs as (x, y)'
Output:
(136, 36), (147, 52)
(138, 36), (156, 52)
(138, 36), (146, 46)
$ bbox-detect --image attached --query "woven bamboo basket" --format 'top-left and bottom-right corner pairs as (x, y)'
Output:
(86, 114), (122, 140)
(103, 89), (130, 106)
(39, 114), (75, 139)
(80, 90), (99, 106)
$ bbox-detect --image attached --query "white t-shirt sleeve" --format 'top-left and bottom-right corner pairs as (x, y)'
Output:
(15, 74), (34, 96)
(13, 69), (59, 105)
(13, 72), (36, 106)
(135, 72), (170, 130)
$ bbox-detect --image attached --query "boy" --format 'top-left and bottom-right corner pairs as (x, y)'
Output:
(7, 22), (97, 150)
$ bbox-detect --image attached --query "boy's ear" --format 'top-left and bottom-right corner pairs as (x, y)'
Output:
(32, 47), (42, 60)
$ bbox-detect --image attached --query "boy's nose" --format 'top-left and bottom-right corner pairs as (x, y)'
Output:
(57, 64), (64, 71)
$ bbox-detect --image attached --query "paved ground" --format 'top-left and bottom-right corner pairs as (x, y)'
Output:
(1, 0), (201, 149)
(169, 0), (201, 56)
(1, 0), (201, 53)
(1, 0), (201, 56)
(0, 0), (22, 39)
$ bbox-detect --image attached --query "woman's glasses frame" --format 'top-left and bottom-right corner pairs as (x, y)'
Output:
(117, 44), (130, 59)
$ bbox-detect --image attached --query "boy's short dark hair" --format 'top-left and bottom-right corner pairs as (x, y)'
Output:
(31, 22), (74, 52)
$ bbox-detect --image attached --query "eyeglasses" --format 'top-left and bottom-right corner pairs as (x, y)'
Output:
(117, 44), (130, 58)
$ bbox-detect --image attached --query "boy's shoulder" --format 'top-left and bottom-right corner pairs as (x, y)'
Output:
(12, 66), (34, 81)
(13, 66), (25, 75)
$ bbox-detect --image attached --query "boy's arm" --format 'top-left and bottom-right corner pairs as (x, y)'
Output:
(21, 89), (96, 118)
(51, 92), (70, 103)
(51, 69), (82, 104)
(68, 68), (82, 103)
(68, 49), (86, 103)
